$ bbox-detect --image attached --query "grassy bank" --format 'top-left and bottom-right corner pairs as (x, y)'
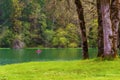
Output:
(0, 59), (120, 80)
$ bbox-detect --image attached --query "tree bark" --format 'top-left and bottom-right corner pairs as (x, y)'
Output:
(97, 0), (104, 57)
(75, 0), (89, 59)
(102, 0), (113, 58)
(97, 0), (114, 58)
(118, 26), (120, 49)
(111, 0), (120, 57)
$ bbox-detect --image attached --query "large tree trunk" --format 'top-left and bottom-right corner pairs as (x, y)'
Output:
(111, 0), (120, 57)
(75, 0), (89, 59)
(102, 0), (113, 58)
(97, 0), (104, 57)
(97, 0), (114, 58)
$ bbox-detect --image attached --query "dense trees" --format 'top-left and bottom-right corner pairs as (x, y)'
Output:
(0, 0), (81, 48)
(0, 0), (120, 59)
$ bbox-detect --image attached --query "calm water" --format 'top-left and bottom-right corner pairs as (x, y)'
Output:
(0, 48), (97, 65)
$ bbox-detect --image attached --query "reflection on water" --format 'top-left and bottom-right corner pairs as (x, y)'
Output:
(0, 48), (97, 65)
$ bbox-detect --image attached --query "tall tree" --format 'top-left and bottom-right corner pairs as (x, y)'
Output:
(110, 0), (120, 57)
(97, 0), (104, 57)
(75, 0), (89, 59)
(11, 0), (24, 49)
(97, 0), (120, 59)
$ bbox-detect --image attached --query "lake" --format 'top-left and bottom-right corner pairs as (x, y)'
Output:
(0, 48), (97, 65)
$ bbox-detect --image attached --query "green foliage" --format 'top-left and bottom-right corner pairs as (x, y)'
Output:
(88, 19), (98, 47)
(20, 0), (43, 47)
(39, 14), (47, 32)
(65, 23), (80, 46)
(0, 0), (98, 48)
(52, 24), (80, 48)
(44, 30), (54, 44)
(0, 0), (13, 19)
(68, 42), (78, 48)
(21, 22), (31, 46)
(0, 28), (13, 47)
(52, 28), (69, 48)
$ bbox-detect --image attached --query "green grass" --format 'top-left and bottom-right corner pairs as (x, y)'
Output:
(0, 59), (120, 80)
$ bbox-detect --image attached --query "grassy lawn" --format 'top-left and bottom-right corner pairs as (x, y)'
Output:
(0, 59), (120, 80)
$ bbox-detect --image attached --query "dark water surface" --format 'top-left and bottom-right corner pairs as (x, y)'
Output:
(0, 48), (97, 65)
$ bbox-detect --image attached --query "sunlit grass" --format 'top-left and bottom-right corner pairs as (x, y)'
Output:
(0, 59), (120, 80)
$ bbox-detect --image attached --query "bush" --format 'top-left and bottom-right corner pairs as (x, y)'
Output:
(0, 29), (13, 47)
(68, 42), (78, 48)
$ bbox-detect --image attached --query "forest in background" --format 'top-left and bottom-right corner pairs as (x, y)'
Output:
(0, 0), (97, 48)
